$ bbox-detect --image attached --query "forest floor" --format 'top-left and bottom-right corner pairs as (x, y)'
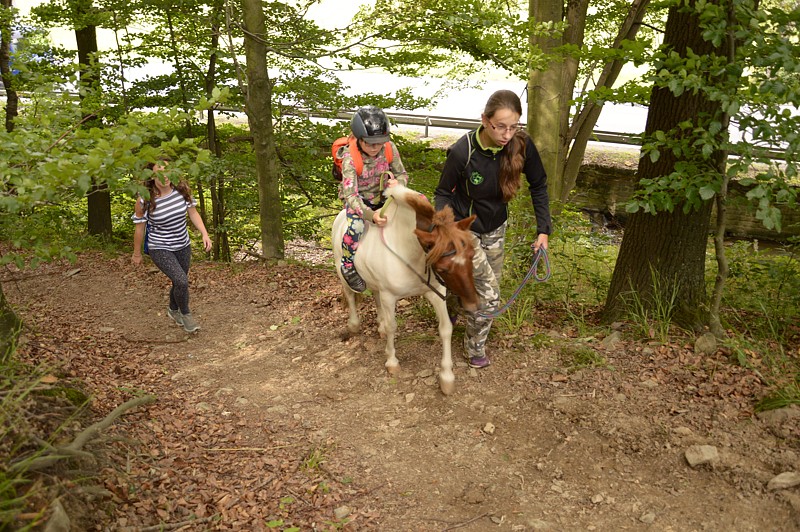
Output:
(6, 243), (800, 531)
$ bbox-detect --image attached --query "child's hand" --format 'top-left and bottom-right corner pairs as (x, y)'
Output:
(373, 211), (387, 227)
(386, 178), (398, 188)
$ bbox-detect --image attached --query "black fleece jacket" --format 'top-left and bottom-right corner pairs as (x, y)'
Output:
(434, 128), (552, 236)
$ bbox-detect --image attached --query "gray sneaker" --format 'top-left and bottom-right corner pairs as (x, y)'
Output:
(167, 308), (183, 326)
(181, 312), (200, 333)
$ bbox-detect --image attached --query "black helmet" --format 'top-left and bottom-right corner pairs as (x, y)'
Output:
(350, 106), (391, 144)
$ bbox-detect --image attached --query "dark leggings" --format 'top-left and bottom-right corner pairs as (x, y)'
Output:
(149, 245), (192, 314)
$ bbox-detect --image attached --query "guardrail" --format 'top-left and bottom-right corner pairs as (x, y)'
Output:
(0, 88), (643, 145)
(282, 107), (644, 146)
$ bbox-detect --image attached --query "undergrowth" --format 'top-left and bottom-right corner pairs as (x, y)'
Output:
(1, 359), (54, 530)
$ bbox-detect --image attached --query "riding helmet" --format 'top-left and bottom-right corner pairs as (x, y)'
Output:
(350, 106), (391, 144)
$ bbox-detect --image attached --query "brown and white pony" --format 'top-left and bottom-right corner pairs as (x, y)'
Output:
(332, 185), (478, 395)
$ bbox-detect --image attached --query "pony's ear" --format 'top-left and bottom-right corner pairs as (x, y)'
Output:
(414, 229), (436, 250)
(456, 215), (477, 231)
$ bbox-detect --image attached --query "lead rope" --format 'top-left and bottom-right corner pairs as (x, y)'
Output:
(476, 246), (551, 319)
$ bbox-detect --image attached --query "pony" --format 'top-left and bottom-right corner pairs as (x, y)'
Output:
(332, 184), (478, 395)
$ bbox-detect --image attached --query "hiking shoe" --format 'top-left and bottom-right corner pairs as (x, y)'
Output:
(181, 312), (200, 333)
(468, 355), (491, 369)
(340, 265), (367, 293)
(448, 310), (458, 326)
(167, 307), (183, 326)
(446, 295), (461, 326)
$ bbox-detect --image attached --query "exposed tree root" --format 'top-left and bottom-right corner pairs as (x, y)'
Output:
(10, 394), (156, 474)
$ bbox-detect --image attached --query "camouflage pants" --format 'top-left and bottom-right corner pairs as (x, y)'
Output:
(449, 222), (506, 359)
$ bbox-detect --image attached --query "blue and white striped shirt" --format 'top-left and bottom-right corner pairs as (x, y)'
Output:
(132, 189), (196, 252)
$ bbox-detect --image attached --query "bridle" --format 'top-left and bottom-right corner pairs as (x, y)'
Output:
(378, 222), (453, 300)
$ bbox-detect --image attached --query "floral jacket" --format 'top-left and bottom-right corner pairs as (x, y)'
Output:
(338, 141), (408, 222)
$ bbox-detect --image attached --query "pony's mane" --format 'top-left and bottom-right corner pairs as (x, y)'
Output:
(391, 186), (472, 266)
(426, 207), (472, 266)
(404, 189), (435, 219)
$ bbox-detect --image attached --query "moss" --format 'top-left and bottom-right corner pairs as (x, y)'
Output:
(38, 387), (90, 406)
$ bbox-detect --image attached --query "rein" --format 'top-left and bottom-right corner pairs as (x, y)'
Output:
(476, 246), (551, 319)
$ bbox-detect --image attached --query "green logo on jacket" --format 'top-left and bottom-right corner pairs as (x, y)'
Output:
(470, 172), (484, 185)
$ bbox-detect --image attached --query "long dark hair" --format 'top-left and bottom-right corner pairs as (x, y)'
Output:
(483, 90), (528, 203)
(143, 157), (192, 214)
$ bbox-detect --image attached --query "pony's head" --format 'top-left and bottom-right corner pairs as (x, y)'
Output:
(406, 195), (479, 311)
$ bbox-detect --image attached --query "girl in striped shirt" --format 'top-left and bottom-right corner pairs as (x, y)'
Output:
(132, 158), (212, 333)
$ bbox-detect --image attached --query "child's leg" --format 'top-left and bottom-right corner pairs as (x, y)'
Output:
(341, 208), (366, 270)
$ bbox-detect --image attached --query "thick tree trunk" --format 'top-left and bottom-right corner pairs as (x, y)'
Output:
(241, 0), (283, 258)
(527, 0), (566, 201)
(603, 1), (723, 331)
(76, 19), (112, 237)
(606, 202), (714, 328)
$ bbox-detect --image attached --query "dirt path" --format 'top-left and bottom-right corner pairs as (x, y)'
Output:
(8, 250), (800, 531)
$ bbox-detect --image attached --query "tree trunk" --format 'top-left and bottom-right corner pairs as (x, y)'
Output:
(560, 0), (650, 201)
(205, 3), (229, 261)
(163, 8), (193, 136)
(0, 283), (21, 364)
(241, 0), (283, 259)
(525, 0), (649, 202)
(606, 202), (714, 329)
(527, 0), (566, 201)
(1, 0), (19, 133)
(709, 0), (737, 338)
(76, 12), (112, 237)
(603, 0), (723, 331)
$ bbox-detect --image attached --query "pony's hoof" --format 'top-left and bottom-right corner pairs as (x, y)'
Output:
(385, 362), (400, 375)
(439, 378), (455, 396)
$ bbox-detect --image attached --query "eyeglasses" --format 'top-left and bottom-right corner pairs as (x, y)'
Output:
(488, 121), (522, 134)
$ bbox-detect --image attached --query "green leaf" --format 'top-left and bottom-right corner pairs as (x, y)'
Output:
(699, 185), (716, 200)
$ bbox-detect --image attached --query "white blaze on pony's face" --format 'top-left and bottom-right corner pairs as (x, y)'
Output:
(432, 245), (478, 311)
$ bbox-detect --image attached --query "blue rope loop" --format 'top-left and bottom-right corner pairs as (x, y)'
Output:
(475, 246), (551, 319)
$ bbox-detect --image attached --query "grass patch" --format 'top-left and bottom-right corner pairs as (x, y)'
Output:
(495, 297), (533, 333)
(301, 446), (328, 473)
(725, 332), (800, 412)
(560, 344), (611, 373)
(622, 266), (679, 343)
(755, 382), (800, 412)
(0, 359), (60, 529)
